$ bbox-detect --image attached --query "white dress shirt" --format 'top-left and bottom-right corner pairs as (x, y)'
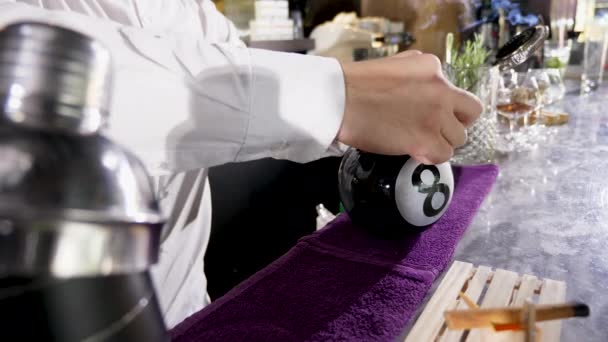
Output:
(0, 0), (346, 329)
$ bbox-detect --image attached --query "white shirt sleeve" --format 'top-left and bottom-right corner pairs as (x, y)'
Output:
(1, 0), (347, 176)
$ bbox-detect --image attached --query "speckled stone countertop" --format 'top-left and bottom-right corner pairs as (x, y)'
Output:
(451, 84), (608, 341)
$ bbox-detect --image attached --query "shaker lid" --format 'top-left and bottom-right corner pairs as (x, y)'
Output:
(0, 22), (165, 278)
(0, 21), (112, 134)
(494, 25), (549, 71)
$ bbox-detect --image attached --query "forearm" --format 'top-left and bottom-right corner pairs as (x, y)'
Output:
(0, 1), (347, 175)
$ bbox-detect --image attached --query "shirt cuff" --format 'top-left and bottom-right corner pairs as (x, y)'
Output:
(236, 48), (346, 163)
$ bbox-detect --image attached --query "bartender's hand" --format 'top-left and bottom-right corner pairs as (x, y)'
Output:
(337, 50), (483, 165)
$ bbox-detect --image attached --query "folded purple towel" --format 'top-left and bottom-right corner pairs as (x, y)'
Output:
(170, 164), (499, 342)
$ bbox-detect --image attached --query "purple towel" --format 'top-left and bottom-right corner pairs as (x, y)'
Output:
(170, 164), (499, 342)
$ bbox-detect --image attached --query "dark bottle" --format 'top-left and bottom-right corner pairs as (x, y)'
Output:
(338, 149), (454, 236)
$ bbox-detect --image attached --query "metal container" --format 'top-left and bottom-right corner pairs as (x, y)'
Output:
(0, 272), (168, 341)
(0, 21), (165, 278)
(0, 21), (168, 342)
(0, 128), (165, 277)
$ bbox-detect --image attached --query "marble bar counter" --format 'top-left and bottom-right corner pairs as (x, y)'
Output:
(450, 84), (608, 341)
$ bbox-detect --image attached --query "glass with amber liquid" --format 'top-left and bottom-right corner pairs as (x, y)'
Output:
(496, 70), (541, 152)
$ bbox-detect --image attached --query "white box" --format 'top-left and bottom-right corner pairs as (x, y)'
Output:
(255, 0), (289, 20)
(250, 18), (294, 41)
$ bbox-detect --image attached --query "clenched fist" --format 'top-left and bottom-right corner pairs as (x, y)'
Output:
(337, 51), (483, 165)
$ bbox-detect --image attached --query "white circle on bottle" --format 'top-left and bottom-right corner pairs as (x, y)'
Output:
(394, 158), (454, 227)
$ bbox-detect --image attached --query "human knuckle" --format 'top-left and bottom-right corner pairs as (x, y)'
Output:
(421, 53), (442, 69)
(430, 95), (448, 113)
(420, 114), (438, 132)
(429, 74), (443, 85)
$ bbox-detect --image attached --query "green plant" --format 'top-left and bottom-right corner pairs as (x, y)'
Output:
(448, 34), (491, 92)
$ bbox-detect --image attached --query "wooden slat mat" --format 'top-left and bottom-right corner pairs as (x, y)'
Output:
(404, 261), (566, 342)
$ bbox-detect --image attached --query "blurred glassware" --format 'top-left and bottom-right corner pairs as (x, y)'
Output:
(444, 24), (549, 158)
(521, 68), (567, 138)
(353, 45), (399, 61)
(538, 68), (567, 136)
(525, 69), (559, 142)
(443, 65), (499, 165)
(495, 70), (541, 152)
(581, 19), (608, 94)
(544, 39), (572, 76)
(541, 68), (567, 105)
(292, 10), (304, 39)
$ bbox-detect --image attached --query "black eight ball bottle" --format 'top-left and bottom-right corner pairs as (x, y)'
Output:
(338, 149), (454, 236)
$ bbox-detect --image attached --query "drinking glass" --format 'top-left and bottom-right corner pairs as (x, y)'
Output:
(443, 65), (499, 165)
(525, 68), (567, 138)
(524, 69), (557, 143)
(543, 68), (567, 105)
(543, 39), (572, 77)
(496, 70), (541, 152)
(581, 19), (608, 94)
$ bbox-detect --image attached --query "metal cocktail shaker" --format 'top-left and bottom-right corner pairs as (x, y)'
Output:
(0, 21), (168, 341)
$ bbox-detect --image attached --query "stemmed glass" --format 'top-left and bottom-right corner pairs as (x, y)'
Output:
(527, 68), (567, 137)
(525, 69), (550, 141)
(543, 68), (567, 105)
(496, 70), (541, 152)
